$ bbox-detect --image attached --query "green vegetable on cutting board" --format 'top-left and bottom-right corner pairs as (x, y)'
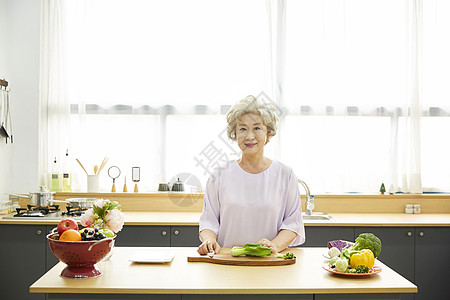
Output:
(231, 243), (272, 257)
(275, 252), (296, 259)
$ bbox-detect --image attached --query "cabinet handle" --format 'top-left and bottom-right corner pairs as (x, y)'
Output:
(419, 231), (424, 237)
(173, 230), (179, 236)
(407, 231), (412, 237)
(36, 230), (42, 235)
(161, 230), (167, 236)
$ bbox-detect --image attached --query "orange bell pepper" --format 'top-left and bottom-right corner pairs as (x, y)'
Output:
(350, 249), (375, 269)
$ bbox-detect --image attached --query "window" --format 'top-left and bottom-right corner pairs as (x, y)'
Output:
(44, 0), (450, 193)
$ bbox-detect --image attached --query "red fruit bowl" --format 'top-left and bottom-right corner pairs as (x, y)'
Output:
(47, 232), (116, 279)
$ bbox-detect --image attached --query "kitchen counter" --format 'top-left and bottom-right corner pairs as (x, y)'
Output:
(30, 247), (417, 296)
(2, 212), (450, 226)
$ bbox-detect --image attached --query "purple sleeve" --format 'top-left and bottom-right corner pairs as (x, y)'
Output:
(280, 171), (305, 246)
(198, 176), (220, 240)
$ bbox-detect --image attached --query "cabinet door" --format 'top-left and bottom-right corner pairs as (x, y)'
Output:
(170, 226), (200, 247)
(0, 225), (46, 300)
(301, 226), (354, 247)
(355, 227), (415, 300)
(115, 225), (170, 247)
(414, 227), (450, 300)
(46, 225), (60, 271)
(354, 227), (414, 281)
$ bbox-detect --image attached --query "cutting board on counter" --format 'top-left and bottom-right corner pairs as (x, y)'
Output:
(187, 249), (296, 266)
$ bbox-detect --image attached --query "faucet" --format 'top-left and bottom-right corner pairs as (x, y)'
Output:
(298, 180), (314, 215)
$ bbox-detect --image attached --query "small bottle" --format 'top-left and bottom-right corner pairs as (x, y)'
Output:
(413, 204), (421, 214)
(51, 157), (60, 192)
(307, 195), (315, 212)
(405, 204), (413, 214)
(62, 149), (72, 192)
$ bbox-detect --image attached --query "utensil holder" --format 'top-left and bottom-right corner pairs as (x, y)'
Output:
(87, 175), (100, 192)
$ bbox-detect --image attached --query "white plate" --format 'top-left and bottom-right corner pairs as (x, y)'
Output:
(129, 250), (175, 263)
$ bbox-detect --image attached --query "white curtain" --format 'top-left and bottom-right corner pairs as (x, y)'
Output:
(400, 0), (423, 193)
(39, 0), (71, 189)
(40, 0), (443, 193)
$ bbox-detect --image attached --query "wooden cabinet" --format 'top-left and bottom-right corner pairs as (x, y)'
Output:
(0, 225), (47, 300)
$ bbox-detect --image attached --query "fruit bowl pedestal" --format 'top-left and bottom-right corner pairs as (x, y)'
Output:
(47, 233), (116, 278)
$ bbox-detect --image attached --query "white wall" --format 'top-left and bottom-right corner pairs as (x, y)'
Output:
(0, 0), (10, 202)
(0, 0), (41, 199)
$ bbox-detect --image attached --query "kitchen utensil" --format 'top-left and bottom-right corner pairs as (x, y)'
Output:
(93, 164), (99, 175)
(123, 176), (128, 192)
(0, 89), (10, 141)
(158, 182), (170, 191)
(76, 158), (89, 175)
(172, 178), (184, 192)
(47, 232), (115, 278)
(108, 166), (121, 192)
(10, 186), (55, 206)
(50, 198), (99, 209)
(187, 252), (295, 266)
(132, 167), (140, 193)
(87, 175), (100, 192)
(97, 157), (109, 174)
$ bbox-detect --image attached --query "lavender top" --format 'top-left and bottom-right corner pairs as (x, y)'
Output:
(199, 160), (305, 247)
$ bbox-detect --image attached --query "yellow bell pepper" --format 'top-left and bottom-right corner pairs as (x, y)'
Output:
(350, 249), (375, 269)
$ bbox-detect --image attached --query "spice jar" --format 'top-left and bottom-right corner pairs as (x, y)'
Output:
(405, 204), (414, 214)
(413, 204), (421, 214)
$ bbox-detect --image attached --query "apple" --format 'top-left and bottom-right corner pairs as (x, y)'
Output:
(57, 218), (78, 235)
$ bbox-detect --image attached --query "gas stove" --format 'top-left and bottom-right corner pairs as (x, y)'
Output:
(2, 205), (86, 220)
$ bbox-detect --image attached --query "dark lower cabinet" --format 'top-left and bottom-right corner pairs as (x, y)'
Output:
(414, 227), (450, 300)
(114, 225), (171, 247)
(0, 224), (47, 300)
(2, 223), (448, 300)
(301, 226), (354, 247)
(355, 226), (450, 300)
(355, 227), (415, 300)
(170, 226), (200, 247)
(114, 225), (200, 247)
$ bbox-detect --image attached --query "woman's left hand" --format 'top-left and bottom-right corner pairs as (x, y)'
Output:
(258, 238), (279, 254)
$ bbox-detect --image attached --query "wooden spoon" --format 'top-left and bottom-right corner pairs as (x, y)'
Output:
(97, 157), (109, 174)
(93, 164), (99, 175)
(76, 158), (89, 175)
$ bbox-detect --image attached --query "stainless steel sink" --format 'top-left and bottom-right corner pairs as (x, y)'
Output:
(302, 212), (335, 221)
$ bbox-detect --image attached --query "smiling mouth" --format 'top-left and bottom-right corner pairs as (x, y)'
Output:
(245, 143), (257, 148)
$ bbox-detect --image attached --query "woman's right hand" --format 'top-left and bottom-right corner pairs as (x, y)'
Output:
(197, 240), (221, 255)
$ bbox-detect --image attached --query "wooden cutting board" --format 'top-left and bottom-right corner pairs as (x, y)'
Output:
(187, 249), (296, 266)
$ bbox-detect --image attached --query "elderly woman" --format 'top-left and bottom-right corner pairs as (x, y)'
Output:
(197, 95), (305, 255)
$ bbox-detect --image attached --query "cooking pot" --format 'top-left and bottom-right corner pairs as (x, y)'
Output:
(10, 186), (55, 206)
(50, 198), (99, 209)
(171, 178), (184, 192)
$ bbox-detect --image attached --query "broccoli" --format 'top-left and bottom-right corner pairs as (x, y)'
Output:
(276, 252), (296, 259)
(349, 265), (370, 274)
(231, 243), (272, 257)
(351, 233), (382, 258)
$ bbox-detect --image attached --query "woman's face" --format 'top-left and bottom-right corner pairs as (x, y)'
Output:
(235, 113), (268, 156)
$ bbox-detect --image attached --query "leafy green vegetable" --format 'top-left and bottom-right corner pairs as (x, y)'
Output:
(231, 243), (272, 257)
(335, 257), (349, 272)
(276, 253), (296, 259)
(349, 265), (370, 274)
(350, 233), (382, 258)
